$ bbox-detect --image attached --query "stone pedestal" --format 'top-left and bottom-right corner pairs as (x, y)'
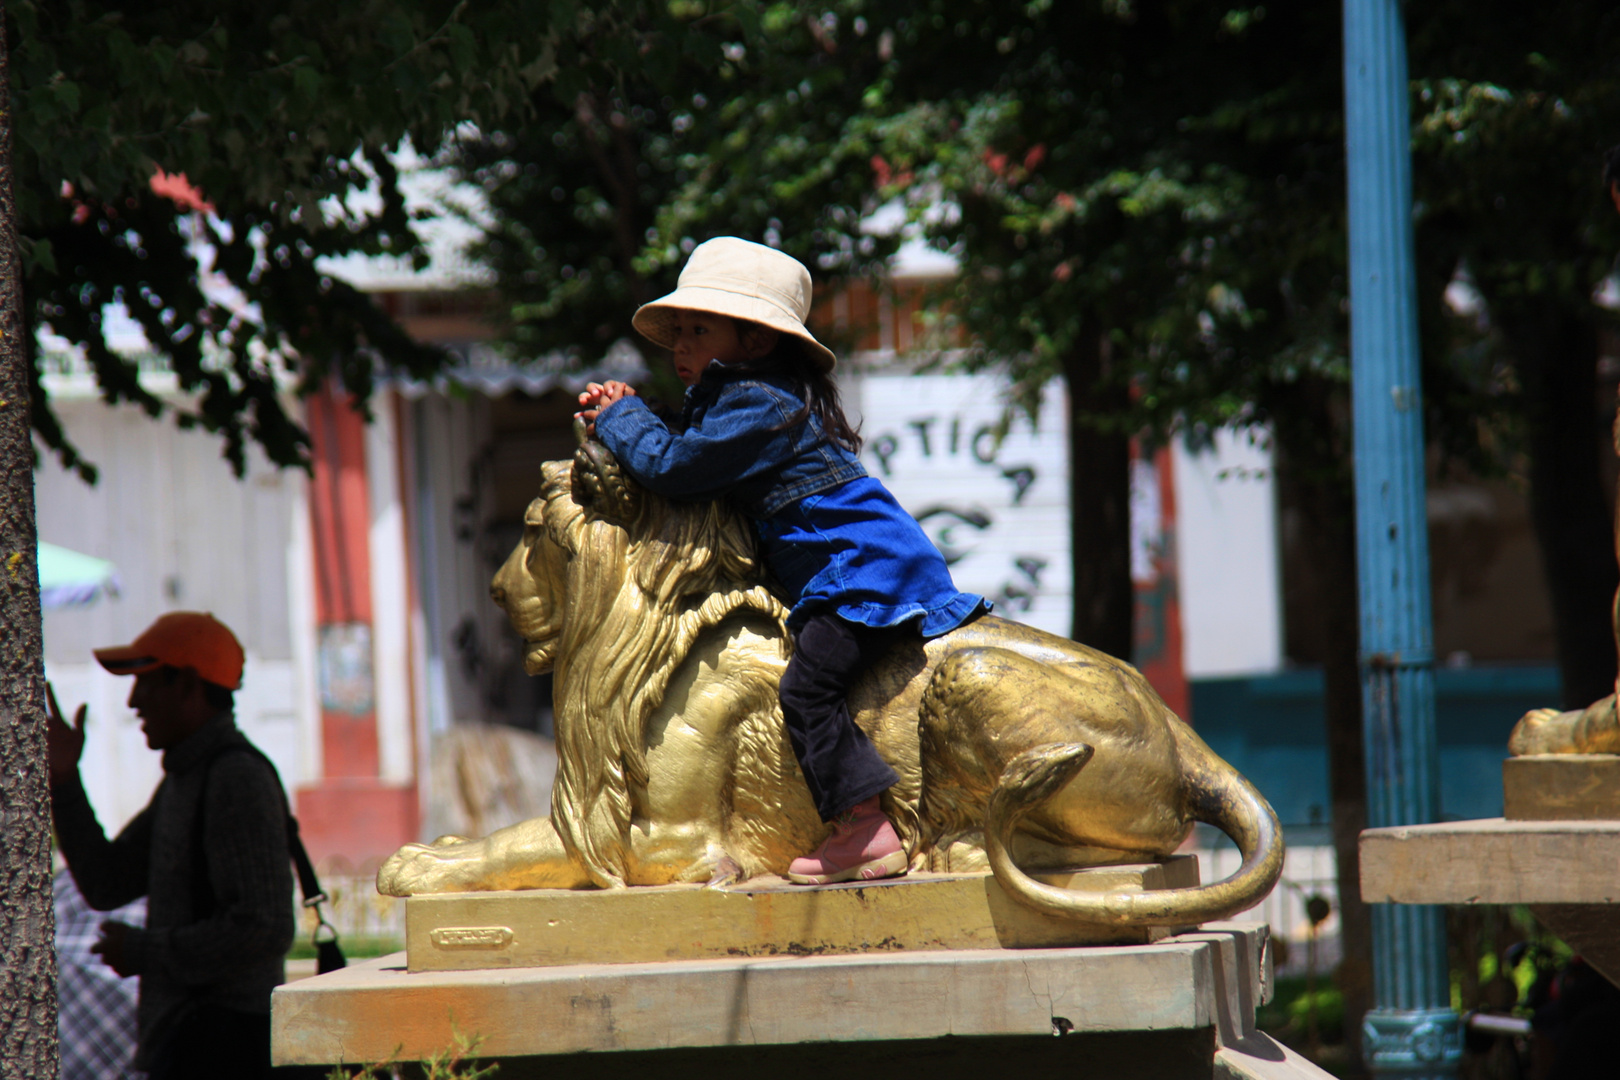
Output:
(1360, 818), (1620, 906)
(273, 921), (1333, 1079)
(1503, 754), (1620, 820)
(1361, 760), (1620, 987)
(406, 859), (1200, 972)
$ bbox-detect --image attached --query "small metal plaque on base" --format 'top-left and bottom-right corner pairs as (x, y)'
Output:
(404, 856), (1200, 972)
(1504, 754), (1620, 821)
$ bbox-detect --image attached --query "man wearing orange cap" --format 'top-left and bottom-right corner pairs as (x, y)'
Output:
(46, 612), (294, 1080)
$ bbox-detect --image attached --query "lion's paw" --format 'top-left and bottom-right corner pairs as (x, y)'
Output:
(376, 837), (488, 897)
(1508, 707), (1571, 756)
(1508, 695), (1620, 756)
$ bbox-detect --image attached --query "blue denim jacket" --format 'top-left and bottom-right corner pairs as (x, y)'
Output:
(596, 368), (987, 636)
(595, 370), (867, 518)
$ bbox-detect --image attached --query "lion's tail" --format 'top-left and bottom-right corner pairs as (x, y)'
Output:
(984, 742), (1284, 927)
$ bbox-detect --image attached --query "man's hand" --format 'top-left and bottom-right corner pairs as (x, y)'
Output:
(575, 380), (638, 436)
(91, 920), (137, 977)
(45, 682), (86, 790)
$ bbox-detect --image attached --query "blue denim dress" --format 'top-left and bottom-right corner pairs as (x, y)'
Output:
(595, 370), (985, 636)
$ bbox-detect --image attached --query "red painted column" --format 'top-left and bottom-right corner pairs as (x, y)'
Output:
(307, 384), (380, 775)
(295, 383), (418, 868)
(1132, 444), (1191, 722)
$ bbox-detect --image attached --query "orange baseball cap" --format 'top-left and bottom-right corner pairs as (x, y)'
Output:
(93, 611), (244, 689)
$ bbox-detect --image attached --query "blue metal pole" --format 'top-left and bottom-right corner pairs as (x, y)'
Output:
(1342, 0), (1461, 1076)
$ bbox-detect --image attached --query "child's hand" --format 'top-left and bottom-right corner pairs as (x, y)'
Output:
(600, 381), (635, 406)
(576, 381), (636, 409)
(575, 381), (637, 436)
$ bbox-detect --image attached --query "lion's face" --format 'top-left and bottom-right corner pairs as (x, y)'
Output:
(491, 493), (570, 675)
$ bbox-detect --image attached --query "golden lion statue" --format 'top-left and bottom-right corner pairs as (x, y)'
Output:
(377, 437), (1285, 927)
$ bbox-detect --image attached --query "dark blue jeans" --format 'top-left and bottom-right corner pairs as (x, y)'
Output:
(778, 614), (902, 821)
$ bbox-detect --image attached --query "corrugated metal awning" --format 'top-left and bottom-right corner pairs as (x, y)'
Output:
(389, 339), (648, 400)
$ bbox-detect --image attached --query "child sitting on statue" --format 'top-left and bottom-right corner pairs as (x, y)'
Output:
(577, 236), (987, 884)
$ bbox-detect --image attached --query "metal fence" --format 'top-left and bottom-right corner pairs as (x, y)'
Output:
(1189, 834), (1342, 979)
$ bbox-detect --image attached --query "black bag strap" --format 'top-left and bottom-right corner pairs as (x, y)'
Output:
(284, 814), (324, 905)
(191, 742), (345, 971)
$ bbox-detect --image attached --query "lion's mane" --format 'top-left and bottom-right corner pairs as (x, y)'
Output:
(536, 457), (792, 887)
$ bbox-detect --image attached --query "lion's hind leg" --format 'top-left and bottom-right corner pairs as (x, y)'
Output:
(917, 646), (1188, 866)
(916, 648), (1099, 850)
(917, 647), (1029, 848)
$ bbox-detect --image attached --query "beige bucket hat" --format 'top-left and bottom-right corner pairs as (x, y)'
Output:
(632, 237), (836, 372)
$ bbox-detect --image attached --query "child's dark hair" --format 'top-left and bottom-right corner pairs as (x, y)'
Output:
(730, 322), (862, 452)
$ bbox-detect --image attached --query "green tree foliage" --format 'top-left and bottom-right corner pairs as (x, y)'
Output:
(456, 1), (898, 408)
(843, 2), (1358, 658)
(1408, 4), (1620, 707)
(10, 0), (727, 478)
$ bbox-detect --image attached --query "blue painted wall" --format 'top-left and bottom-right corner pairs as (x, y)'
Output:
(1189, 667), (1560, 826)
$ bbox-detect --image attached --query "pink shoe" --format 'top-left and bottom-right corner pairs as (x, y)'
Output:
(787, 796), (908, 885)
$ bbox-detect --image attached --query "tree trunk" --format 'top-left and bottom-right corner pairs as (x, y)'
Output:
(1298, 472), (1372, 1078)
(1502, 306), (1618, 710)
(1273, 382), (1371, 1078)
(1063, 326), (1133, 658)
(0, 1), (61, 1075)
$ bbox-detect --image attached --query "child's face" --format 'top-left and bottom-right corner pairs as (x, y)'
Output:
(668, 310), (748, 387)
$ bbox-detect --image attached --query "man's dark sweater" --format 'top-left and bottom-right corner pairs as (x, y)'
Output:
(52, 714), (294, 1069)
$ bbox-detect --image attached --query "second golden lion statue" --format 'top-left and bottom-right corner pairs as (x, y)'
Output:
(378, 437), (1285, 926)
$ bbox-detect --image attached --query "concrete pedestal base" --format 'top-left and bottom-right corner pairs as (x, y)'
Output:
(274, 921), (1332, 1079)
(1360, 817), (1620, 906)
(406, 859), (1200, 972)
(1503, 755), (1620, 820)
(1361, 817), (1620, 986)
